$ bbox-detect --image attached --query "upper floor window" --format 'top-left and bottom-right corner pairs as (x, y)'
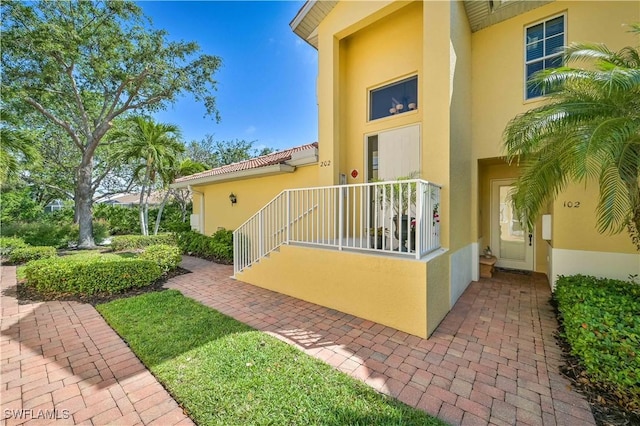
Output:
(525, 15), (565, 99)
(369, 76), (418, 121)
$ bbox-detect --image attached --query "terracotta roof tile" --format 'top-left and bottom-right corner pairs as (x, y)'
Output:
(175, 142), (318, 184)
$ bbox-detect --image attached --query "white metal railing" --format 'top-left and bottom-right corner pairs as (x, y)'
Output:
(233, 179), (441, 275)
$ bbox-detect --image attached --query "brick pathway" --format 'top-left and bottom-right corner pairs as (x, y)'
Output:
(0, 265), (193, 426)
(166, 256), (595, 426)
(1, 256), (595, 425)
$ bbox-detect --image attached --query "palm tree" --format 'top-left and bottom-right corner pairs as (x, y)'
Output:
(503, 24), (640, 248)
(0, 127), (40, 185)
(110, 116), (184, 235)
(152, 158), (207, 235)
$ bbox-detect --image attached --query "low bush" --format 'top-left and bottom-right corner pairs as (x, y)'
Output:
(8, 246), (57, 264)
(0, 237), (28, 256)
(1, 221), (109, 247)
(554, 275), (640, 408)
(139, 244), (182, 272)
(24, 256), (162, 296)
(176, 229), (233, 264)
(110, 234), (177, 251)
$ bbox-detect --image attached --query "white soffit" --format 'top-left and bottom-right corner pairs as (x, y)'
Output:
(464, 0), (555, 32)
(290, 0), (338, 48)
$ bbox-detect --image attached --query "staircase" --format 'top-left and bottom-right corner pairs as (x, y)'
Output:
(233, 179), (442, 276)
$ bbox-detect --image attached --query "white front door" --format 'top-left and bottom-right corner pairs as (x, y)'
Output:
(490, 179), (534, 271)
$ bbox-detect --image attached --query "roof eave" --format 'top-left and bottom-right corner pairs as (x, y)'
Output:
(171, 164), (296, 189)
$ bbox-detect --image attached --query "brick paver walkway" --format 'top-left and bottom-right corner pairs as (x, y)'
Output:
(2, 256), (596, 425)
(166, 256), (595, 426)
(0, 265), (193, 426)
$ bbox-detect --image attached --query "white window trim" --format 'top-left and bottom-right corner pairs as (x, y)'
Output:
(523, 12), (567, 101)
(368, 74), (419, 122)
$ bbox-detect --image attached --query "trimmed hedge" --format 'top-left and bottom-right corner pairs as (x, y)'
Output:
(0, 237), (28, 256)
(176, 229), (233, 264)
(8, 246), (57, 264)
(140, 244), (182, 272)
(555, 275), (640, 407)
(24, 256), (162, 296)
(110, 234), (177, 251)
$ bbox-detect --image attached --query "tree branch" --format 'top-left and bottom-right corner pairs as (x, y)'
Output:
(24, 97), (84, 151)
(66, 63), (92, 138)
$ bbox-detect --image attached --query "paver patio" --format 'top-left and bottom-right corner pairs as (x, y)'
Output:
(0, 266), (193, 426)
(166, 256), (595, 426)
(1, 256), (595, 425)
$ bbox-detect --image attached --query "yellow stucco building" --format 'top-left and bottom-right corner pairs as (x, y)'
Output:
(174, 0), (640, 338)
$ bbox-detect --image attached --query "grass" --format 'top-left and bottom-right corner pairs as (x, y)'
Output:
(97, 290), (445, 426)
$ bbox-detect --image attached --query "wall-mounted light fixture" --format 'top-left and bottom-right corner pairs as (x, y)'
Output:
(229, 193), (237, 205)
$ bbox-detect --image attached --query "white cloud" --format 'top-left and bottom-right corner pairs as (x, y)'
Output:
(245, 125), (257, 135)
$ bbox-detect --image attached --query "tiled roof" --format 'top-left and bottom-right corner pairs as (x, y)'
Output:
(175, 142), (318, 184)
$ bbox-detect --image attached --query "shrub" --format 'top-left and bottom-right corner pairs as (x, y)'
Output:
(554, 275), (640, 408)
(24, 256), (162, 296)
(176, 229), (233, 264)
(110, 234), (177, 251)
(1, 221), (109, 247)
(139, 244), (182, 272)
(8, 246), (57, 264)
(0, 237), (28, 256)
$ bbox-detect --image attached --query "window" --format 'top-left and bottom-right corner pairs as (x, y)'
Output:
(525, 15), (565, 99)
(369, 76), (417, 121)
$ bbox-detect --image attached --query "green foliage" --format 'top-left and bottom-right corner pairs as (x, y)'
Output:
(555, 275), (640, 407)
(94, 204), (140, 235)
(24, 256), (162, 296)
(503, 27), (640, 245)
(0, 237), (28, 256)
(185, 135), (274, 169)
(1, 220), (108, 247)
(1, 0), (222, 246)
(8, 246), (57, 264)
(97, 290), (445, 426)
(139, 244), (182, 272)
(176, 229), (233, 264)
(0, 187), (44, 223)
(110, 234), (177, 251)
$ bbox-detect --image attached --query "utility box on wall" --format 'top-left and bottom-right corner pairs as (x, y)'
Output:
(542, 214), (552, 241)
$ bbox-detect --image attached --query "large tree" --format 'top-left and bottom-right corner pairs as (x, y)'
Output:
(503, 25), (640, 248)
(185, 135), (273, 169)
(110, 116), (184, 236)
(1, 1), (221, 247)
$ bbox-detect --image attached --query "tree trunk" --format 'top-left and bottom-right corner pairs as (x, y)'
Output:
(154, 189), (172, 235)
(75, 163), (95, 248)
(138, 184), (147, 236)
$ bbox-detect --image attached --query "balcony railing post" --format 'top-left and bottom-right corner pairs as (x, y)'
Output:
(285, 190), (290, 244)
(415, 181), (422, 259)
(338, 187), (344, 250)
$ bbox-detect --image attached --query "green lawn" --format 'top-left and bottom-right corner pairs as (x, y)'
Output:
(97, 290), (445, 426)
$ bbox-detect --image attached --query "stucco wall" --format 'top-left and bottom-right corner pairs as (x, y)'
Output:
(471, 1), (639, 259)
(192, 164), (318, 235)
(237, 244), (431, 338)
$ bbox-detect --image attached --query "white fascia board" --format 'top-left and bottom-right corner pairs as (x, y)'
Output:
(171, 164), (295, 189)
(285, 147), (318, 167)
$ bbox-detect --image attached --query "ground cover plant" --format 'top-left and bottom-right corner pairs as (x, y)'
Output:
(176, 229), (233, 264)
(97, 290), (445, 426)
(8, 246), (57, 264)
(554, 275), (640, 419)
(110, 234), (177, 251)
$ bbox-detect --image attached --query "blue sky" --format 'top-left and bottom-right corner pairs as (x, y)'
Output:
(138, 1), (318, 151)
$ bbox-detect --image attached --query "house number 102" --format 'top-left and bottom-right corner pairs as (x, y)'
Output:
(563, 201), (581, 208)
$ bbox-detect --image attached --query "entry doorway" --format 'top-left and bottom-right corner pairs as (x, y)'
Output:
(490, 179), (534, 271)
(366, 124), (420, 181)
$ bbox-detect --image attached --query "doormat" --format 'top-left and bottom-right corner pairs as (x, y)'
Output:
(495, 267), (532, 276)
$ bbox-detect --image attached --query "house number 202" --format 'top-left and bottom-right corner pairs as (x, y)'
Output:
(320, 160), (331, 167)
(563, 201), (581, 208)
